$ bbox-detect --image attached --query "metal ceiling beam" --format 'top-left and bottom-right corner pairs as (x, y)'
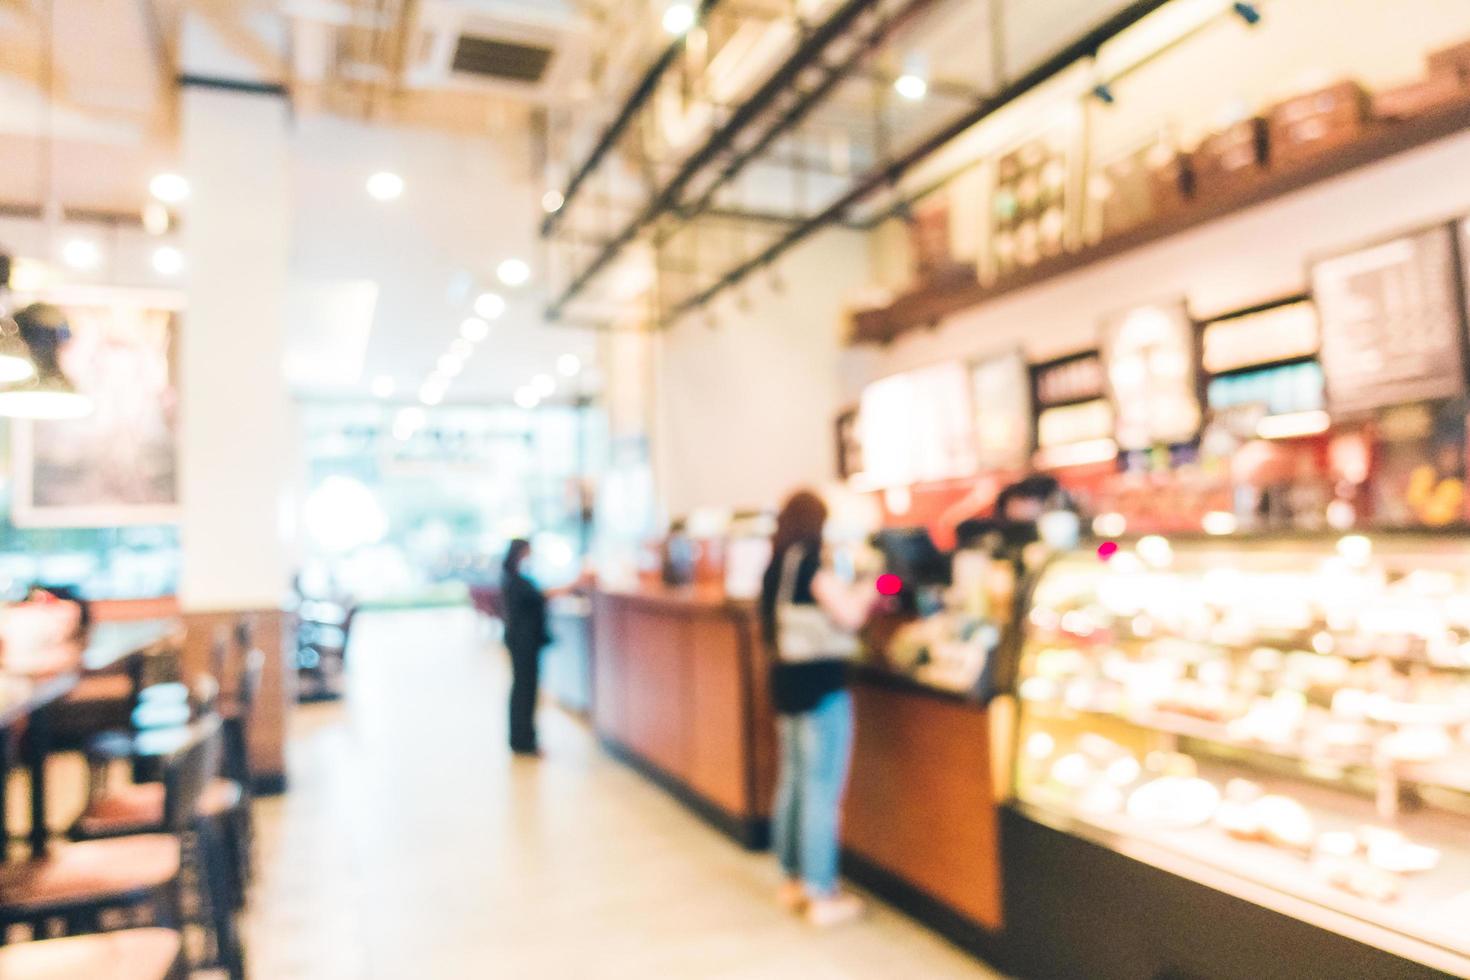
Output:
(663, 0), (1178, 324)
(541, 0), (723, 239)
(669, 0), (940, 239)
(546, 0), (886, 319)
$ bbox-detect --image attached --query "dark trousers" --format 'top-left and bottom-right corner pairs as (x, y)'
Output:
(508, 641), (541, 752)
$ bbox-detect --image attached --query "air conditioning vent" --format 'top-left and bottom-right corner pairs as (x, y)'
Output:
(451, 35), (554, 84)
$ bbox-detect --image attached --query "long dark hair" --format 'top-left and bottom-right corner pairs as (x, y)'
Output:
(503, 538), (531, 575)
(772, 490), (827, 556)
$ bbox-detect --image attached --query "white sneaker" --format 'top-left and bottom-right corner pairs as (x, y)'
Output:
(804, 891), (865, 928)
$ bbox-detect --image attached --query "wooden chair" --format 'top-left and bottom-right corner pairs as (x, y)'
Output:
(76, 629), (264, 912)
(0, 927), (186, 979)
(296, 600), (356, 701)
(0, 717), (241, 978)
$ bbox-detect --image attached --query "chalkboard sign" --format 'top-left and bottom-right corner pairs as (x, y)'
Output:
(1311, 223), (1467, 415)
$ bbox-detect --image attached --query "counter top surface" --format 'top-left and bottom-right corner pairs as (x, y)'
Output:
(594, 583), (756, 615)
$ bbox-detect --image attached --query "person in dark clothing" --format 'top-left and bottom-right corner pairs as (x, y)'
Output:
(501, 539), (551, 756)
(759, 490), (877, 927)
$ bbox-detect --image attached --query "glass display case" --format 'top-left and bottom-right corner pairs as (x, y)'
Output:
(1012, 533), (1470, 975)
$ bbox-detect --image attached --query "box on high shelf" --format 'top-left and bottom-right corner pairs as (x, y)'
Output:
(1267, 80), (1370, 168)
(1191, 118), (1266, 199)
(1375, 38), (1470, 121)
(1095, 143), (1192, 239)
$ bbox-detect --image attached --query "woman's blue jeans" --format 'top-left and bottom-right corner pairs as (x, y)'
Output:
(772, 689), (854, 897)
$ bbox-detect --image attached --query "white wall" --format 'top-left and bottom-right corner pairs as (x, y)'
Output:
(850, 128), (1470, 398)
(654, 227), (873, 516)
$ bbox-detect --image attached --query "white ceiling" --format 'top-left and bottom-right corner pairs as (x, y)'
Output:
(0, 0), (598, 406)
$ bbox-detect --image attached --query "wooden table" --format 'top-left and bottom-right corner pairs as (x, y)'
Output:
(0, 619), (183, 859)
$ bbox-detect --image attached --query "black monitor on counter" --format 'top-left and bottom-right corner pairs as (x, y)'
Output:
(872, 527), (951, 587)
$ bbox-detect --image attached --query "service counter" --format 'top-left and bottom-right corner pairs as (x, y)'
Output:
(841, 667), (1005, 958)
(590, 585), (775, 847)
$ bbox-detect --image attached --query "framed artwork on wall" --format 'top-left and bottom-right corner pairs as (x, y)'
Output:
(11, 295), (180, 528)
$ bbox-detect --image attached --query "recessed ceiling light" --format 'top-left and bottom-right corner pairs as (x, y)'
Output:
(437, 353), (463, 377)
(496, 259), (531, 287)
(894, 74), (928, 101)
(460, 316), (490, 342)
(420, 383), (445, 406)
(149, 173), (190, 204)
(474, 292), (506, 320)
(514, 387), (540, 410)
(61, 239), (101, 270)
(366, 171), (404, 201)
(370, 375), (396, 399)
(532, 373), (556, 398)
(557, 354), (581, 378)
(541, 191), (564, 213)
(151, 245), (184, 276)
(662, 1), (695, 35)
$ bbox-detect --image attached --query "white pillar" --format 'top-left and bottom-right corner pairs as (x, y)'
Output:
(177, 82), (293, 612)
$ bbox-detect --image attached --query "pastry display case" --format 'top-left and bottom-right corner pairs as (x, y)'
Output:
(1011, 533), (1470, 976)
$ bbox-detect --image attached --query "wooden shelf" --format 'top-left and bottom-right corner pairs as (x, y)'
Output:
(850, 96), (1470, 346)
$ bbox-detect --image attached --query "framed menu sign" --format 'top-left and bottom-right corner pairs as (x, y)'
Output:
(1033, 351), (1104, 407)
(1311, 223), (1467, 416)
(1100, 301), (1202, 451)
(971, 350), (1032, 470)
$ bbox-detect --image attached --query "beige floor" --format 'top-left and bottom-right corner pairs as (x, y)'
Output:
(242, 607), (1003, 979)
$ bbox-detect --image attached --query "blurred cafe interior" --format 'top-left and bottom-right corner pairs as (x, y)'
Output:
(3, 0), (1470, 976)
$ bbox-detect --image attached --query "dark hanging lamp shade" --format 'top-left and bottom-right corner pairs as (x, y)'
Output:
(0, 303), (93, 420)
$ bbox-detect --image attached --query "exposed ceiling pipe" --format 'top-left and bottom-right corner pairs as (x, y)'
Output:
(662, 0), (1178, 325)
(547, 0), (886, 319)
(541, 0), (725, 239)
(667, 0), (941, 241)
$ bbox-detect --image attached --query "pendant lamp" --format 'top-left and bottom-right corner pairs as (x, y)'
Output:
(0, 303), (92, 420)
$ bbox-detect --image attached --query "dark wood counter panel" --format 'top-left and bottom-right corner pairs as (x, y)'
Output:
(842, 671), (1005, 962)
(591, 586), (775, 848)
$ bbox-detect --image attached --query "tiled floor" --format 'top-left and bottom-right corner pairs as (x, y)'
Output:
(243, 607), (1002, 979)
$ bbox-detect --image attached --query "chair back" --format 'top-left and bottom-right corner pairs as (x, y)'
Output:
(161, 714), (223, 833)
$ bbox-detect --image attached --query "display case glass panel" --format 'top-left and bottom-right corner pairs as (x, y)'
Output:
(1013, 534), (1470, 974)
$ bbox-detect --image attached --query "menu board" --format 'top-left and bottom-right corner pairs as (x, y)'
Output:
(857, 362), (976, 488)
(1034, 352), (1104, 407)
(971, 350), (1032, 470)
(1201, 300), (1319, 374)
(1311, 223), (1467, 415)
(1100, 301), (1202, 451)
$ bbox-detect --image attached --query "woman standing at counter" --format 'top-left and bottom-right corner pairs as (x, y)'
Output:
(760, 490), (876, 927)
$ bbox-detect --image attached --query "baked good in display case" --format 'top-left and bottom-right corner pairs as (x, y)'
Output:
(1010, 533), (1470, 973)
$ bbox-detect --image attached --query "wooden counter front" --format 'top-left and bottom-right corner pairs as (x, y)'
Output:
(842, 671), (1004, 957)
(591, 586), (775, 847)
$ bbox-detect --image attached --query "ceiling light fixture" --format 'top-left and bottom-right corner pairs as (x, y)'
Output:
(894, 74), (927, 101)
(662, 2), (695, 36)
(437, 353), (463, 377)
(532, 373), (556, 398)
(541, 191), (564, 213)
(514, 386), (540, 410)
(0, 318), (36, 384)
(151, 245), (184, 276)
(497, 259), (531, 287)
(61, 239), (101, 270)
(420, 383), (445, 407)
(370, 375), (396, 399)
(149, 173), (190, 204)
(556, 354), (581, 378)
(0, 305), (93, 419)
(366, 171), (404, 201)
(460, 317), (491, 342)
(474, 292), (506, 320)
